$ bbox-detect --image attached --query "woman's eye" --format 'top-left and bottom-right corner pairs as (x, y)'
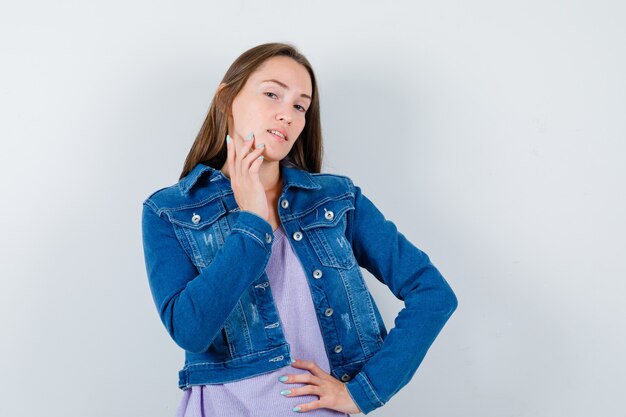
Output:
(265, 92), (306, 112)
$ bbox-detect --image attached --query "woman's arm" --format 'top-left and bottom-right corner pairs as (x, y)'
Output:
(344, 180), (458, 414)
(141, 201), (274, 353)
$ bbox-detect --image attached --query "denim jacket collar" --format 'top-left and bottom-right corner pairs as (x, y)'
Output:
(178, 161), (321, 195)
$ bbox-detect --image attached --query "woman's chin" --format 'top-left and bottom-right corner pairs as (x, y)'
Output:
(259, 149), (289, 164)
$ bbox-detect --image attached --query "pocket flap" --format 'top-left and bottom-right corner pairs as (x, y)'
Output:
(299, 196), (354, 230)
(168, 199), (227, 229)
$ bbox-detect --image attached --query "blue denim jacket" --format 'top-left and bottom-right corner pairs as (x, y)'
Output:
(141, 161), (458, 414)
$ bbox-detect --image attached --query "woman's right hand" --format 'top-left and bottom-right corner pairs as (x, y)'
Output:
(225, 131), (269, 222)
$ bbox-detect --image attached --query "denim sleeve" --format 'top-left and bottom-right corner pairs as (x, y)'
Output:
(344, 181), (458, 414)
(141, 201), (274, 353)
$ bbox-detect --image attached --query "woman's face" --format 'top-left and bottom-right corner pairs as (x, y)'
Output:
(225, 56), (312, 163)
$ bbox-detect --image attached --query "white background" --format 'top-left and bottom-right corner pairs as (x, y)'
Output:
(1, 1), (624, 416)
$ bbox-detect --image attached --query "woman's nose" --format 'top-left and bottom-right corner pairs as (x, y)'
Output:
(276, 105), (293, 124)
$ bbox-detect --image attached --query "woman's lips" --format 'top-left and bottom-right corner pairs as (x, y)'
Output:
(267, 130), (287, 142)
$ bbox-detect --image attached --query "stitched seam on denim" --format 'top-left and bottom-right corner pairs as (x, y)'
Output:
(144, 200), (159, 214)
(368, 290), (385, 345)
(230, 227), (264, 247)
(358, 272), (383, 346)
(293, 192), (354, 219)
(340, 357), (368, 367)
(183, 345), (290, 368)
(301, 204), (353, 230)
(239, 298), (253, 352)
(337, 268), (370, 357)
(180, 166), (214, 192)
(359, 371), (385, 406)
(346, 178), (356, 252)
(217, 217), (228, 245)
(309, 173), (354, 190)
(156, 194), (223, 214)
(180, 362), (288, 385)
(272, 193), (356, 223)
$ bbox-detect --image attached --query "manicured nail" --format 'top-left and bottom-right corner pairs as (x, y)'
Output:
(226, 134), (231, 144)
(245, 132), (254, 141)
(293, 406), (301, 412)
(278, 376), (288, 382)
(280, 390), (291, 396)
(290, 359), (297, 364)
(256, 143), (264, 148)
(257, 156), (264, 160)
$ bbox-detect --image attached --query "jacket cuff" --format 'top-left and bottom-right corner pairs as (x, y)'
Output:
(345, 371), (385, 414)
(231, 210), (274, 249)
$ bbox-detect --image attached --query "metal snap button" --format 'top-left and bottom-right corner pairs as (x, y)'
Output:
(313, 269), (323, 279)
(281, 199), (289, 209)
(191, 213), (201, 224)
(324, 209), (334, 220)
(293, 231), (303, 241)
(324, 308), (334, 317)
(340, 374), (351, 382)
(334, 345), (343, 353)
(266, 233), (272, 243)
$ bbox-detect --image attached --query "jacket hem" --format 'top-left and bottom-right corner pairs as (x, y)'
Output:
(178, 344), (292, 388)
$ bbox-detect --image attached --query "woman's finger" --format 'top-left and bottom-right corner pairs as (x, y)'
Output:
(234, 131), (255, 180)
(241, 143), (265, 174)
(279, 371), (322, 386)
(248, 152), (263, 178)
(281, 383), (320, 398)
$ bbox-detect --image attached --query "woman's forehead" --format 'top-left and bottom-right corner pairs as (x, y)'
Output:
(250, 57), (312, 95)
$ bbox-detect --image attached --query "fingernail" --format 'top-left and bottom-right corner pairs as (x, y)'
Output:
(245, 132), (254, 141)
(278, 376), (288, 382)
(292, 406), (301, 412)
(256, 143), (264, 148)
(280, 390), (291, 396)
(290, 359), (296, 364)
(226, 134), (231, 144)
(257, 156), (264, 160)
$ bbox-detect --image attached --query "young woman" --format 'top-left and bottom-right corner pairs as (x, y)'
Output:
(141, 42), (458, 416)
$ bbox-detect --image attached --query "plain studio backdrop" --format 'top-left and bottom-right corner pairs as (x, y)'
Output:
(1, 1), (624, 416)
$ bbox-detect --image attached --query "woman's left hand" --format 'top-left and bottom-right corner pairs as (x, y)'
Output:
(280, 358), (362, 414)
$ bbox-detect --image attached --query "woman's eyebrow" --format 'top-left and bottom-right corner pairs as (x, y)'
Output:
(261, 79), (312, 101)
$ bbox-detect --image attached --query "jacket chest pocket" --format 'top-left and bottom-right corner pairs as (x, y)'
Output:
(298, 196), (356, 269)
(168, 200), (229, 269)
